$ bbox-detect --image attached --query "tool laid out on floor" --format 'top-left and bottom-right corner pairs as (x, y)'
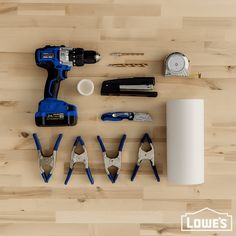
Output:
(108, 63), (148, 68)
(64, 136), (94, 185)
(110, 52), (144, 56)
(131, 133), (160, 182)
(35, 45), (100, 127)
(33, 133), (63, 182)
(164, 52), (189, 77)
(97, 135), (126, 183)
(101, 112), (152, 122)
(101, 77), (158, 97)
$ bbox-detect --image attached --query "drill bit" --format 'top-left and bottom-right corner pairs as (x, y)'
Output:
(108, 63), (148, 68)
(110, 52), (144, 56)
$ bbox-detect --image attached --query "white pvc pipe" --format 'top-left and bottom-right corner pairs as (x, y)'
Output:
(167, 99), (204, 185)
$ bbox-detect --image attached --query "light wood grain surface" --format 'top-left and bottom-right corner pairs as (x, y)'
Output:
(0, 0), (236, 235)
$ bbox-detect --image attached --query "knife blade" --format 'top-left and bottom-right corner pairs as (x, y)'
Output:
(101, 112), (152, 122)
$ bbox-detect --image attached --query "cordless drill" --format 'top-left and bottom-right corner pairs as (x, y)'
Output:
(35, 45), (100, 126)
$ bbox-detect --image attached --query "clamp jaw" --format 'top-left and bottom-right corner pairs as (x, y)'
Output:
(103, 152), (122, 183)
(33, 133), (63, 183)
(131, 133), (160, 182)
(97, 135), (126, 183)
(64, 136), (94, 185)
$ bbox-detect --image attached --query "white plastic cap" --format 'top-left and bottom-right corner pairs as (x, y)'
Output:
(77, 79), (94, 96)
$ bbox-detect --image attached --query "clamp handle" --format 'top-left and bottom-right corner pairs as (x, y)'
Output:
(108, 174), (115, 183)
(53, 134), (63, 151)
(97, 134), (126, 152)
(41, 172), (48, 183)
(74, 136), (85, 146)
(64, 167), (94, 185)
(130, 164), (140, 181)
(46, 173), (52, 182)
(41, 172), (52, 183)
(151, 163), (160, 182)
(97, 136), (106, 152)
(33, 133), (42, 150)
(64, 167), (73, 185)
(33, 133), (63, 151)
(118, 134), (127, 151)
(131, 163), (160, 182)
(85, 168), (94, 184)
(112, 173), (118, 183)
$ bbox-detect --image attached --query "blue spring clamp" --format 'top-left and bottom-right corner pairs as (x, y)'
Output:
(33, 133), (63, 183)
(64, 136), (94, 185)
(97, 134), (126, 183)
(131, 133), (160, 182)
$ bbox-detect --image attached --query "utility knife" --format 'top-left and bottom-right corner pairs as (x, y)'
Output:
(101, 112), (152, 122)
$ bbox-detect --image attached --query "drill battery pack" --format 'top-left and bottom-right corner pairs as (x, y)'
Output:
(35, 98), (77, 127)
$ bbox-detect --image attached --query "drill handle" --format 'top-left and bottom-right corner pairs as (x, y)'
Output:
(44, 68), (65, 98)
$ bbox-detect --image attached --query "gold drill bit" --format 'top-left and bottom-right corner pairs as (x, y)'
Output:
(108, 63), (148, 68)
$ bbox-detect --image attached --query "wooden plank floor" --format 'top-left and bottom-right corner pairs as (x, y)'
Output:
(0, 0), (236, 235)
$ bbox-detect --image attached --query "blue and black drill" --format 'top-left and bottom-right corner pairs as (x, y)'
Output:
(35, 45), (100, 126)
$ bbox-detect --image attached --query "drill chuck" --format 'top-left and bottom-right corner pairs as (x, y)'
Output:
(69, 48), (101, 66)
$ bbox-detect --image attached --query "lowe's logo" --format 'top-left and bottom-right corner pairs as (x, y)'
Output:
(181, 208), (232, 231)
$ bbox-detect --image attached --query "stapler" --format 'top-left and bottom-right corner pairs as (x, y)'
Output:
(101, 77), (158, 97)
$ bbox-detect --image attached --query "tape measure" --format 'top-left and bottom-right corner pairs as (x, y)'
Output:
(164, 52), (190, 77)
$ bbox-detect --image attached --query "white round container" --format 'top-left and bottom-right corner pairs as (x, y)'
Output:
(77, 79), (94, 96)
(167, 99), (204, 185)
